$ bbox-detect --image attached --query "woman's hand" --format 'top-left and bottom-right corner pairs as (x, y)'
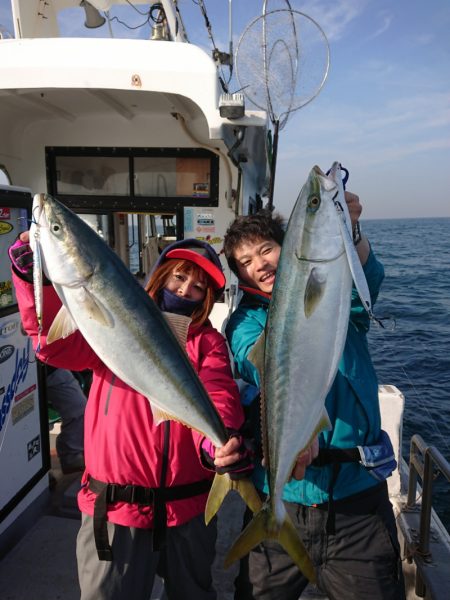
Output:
(8, 231), (33, 282)
(214, 436), (243, 467)
(201, 433), (255, 480)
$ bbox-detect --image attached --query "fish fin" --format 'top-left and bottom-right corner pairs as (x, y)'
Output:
(294, 408), (333, 462)
(304, 267), (326, 318)
(289, 408), (334, 478)
(247, 333), (269, 465)
(151, 404), (184, 426)
(205, 474), (230, 525)
(315, 407), (332, 435)
(47, 306), (78, 344)
(224, 505), (316, 583)
(80, 287), (114, 327)
(248, 330), (265, 376)
(205, 474), (263, 525)
(162, 312), (191, 348)
(224, 506), (270, 568)
(151, 403), (210, 435)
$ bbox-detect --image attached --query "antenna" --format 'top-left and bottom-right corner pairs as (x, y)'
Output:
(228, 0), (233, 70)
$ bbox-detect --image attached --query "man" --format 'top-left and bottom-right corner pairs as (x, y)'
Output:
(223, 191), (405, 600)
(46, 366), (86, 474)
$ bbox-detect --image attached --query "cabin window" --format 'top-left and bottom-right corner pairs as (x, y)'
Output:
(46, 147), (219, 211)
(134, 157), (211, 199)
(55, 156), (129, 196)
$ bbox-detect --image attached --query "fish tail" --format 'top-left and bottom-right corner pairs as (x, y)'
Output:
(224, 508), (269, 569)
(233, 476), (264, 512)
(224, 505), (316, 583)
(205, 474), (263, 525)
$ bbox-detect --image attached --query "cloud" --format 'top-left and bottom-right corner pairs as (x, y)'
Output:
(366, 11), (393, 40)
(297, 0), (369, 41)
(276, 82), (450, 176)
(414, 33), (435, 45)
(347, 136), (450, 169)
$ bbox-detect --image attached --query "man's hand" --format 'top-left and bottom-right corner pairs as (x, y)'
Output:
(291, 437), (319, 481)
(344, 191), (362, 229)
(344, 191), (370, 265)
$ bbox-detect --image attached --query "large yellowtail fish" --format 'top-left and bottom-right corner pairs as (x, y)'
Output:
(225, 165), (356, 581)
(29, 193), (261, 520)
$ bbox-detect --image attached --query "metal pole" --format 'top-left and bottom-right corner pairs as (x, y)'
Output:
(267, 119), (279, 210)
(407, 435), (421, 508)
(228, 0), (233, 66)
(418, 449), (434, 557)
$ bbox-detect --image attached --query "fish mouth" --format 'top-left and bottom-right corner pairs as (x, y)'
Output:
(32, 193), (46, 225)
(295, 248), (346, 264)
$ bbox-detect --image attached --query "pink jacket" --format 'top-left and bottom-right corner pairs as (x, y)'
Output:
(13, 274), (243, 529)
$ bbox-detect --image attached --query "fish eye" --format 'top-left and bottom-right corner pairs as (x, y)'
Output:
(51, 221), (62, 235)
(308, 195), (321, 211)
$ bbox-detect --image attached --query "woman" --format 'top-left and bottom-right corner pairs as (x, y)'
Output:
(10, 235), (251, 600)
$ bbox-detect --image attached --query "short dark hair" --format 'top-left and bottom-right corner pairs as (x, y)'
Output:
(223, 209), (285, 275)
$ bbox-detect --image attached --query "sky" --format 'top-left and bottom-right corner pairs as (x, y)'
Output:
(0, 0), (449, 220)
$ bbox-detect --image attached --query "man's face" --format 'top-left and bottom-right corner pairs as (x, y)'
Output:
(233, 237), (281, 294)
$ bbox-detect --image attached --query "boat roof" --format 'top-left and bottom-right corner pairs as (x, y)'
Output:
(0, 1), (270, 192)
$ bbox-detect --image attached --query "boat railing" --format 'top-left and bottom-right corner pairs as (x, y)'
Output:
(405, 434), (450, 598)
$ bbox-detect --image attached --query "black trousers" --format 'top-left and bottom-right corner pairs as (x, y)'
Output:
(234, 482), (406, 600)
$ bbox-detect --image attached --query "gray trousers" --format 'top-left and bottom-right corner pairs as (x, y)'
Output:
(77, 512), (218, 600)
(235, 482), (406, 600)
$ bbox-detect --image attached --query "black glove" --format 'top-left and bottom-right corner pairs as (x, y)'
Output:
(8, 238), (34, 282)
(9, 237), (51, 285)
(201, 429), (256, 481)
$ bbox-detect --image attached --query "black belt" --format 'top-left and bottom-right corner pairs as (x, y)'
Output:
(312, 447), (361, 467)
(88, 476), (212, 561)
(310, 447), (361, 535)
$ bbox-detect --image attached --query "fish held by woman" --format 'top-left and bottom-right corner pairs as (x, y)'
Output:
(29, 192), (261, 520)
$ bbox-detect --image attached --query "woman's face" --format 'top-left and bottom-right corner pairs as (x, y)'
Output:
(165, 267), (207, 302)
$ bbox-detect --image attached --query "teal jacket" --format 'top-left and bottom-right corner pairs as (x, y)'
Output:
(225, 248), (385, 505)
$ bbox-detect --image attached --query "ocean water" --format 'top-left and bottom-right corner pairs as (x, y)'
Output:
(364, 217), (450, 530)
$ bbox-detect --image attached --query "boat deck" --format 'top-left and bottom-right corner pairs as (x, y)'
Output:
(2, 425), (437, 600)
(0, 428), (326, 600)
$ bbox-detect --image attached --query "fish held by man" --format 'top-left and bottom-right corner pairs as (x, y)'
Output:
(29, 192), (261, 520)
(224, 165), (354, 581)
